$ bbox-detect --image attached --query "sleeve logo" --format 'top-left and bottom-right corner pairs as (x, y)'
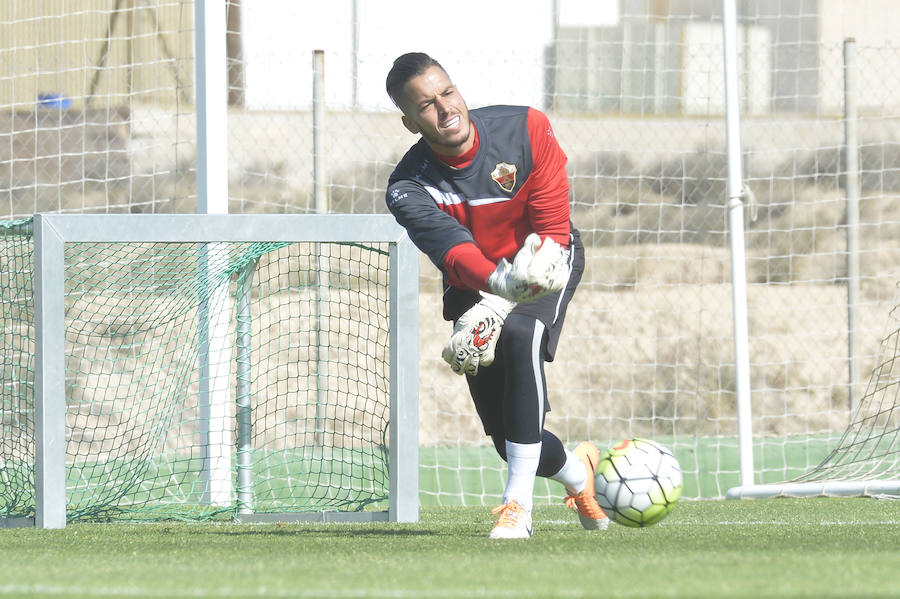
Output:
(490, 162), (517, 193)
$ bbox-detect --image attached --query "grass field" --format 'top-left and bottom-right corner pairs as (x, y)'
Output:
(2, 498), (899, 598)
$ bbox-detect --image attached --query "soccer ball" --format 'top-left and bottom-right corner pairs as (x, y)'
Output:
(593, 438), (683, 527)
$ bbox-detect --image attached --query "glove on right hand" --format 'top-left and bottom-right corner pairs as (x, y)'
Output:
(487, 233), (570, 303)
(441, 293), (515, 376)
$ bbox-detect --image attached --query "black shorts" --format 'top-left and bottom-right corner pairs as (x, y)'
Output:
(443, 231), (585, 438)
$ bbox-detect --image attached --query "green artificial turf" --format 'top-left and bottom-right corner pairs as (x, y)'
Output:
(2, 497), (899, 598)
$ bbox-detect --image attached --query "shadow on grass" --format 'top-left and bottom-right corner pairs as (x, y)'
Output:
(204, 525), (444, 538)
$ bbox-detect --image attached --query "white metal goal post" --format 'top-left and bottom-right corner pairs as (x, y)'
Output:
(18, 213), (419, 528)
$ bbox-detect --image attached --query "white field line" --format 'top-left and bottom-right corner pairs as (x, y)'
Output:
(0, 584), (594, 599)
(536, 519), (900, 526)
(690, 520), (900, 526)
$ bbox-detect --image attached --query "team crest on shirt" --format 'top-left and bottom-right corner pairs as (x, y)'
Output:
(491, 162), (517, 192)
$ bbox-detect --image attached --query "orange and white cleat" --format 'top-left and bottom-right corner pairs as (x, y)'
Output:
(489, 500), (533, 539)
(565, 441), (610, 530)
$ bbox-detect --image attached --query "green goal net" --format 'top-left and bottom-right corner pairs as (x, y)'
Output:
(0, 215), (415, 524)
(0, 219), (33, 521)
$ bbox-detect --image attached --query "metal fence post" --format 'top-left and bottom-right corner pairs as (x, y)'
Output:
(843, 37), (861, 416)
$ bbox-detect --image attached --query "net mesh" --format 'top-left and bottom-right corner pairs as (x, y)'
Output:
(0, 218), (393, 521)
(0, 218), (34, 519)
(2, 2), (900, 504)
(792, 284), (900, 484)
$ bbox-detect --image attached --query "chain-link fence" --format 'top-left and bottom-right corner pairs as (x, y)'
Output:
(2, 0), (899, 501)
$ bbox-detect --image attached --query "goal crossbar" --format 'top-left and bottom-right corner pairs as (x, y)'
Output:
(24, 213), (419, 528)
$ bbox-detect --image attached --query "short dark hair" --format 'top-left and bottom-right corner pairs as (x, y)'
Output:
(385, 52), (445, 107)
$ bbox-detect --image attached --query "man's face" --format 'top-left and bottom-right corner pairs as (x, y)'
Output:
(398, 65), (473, 157)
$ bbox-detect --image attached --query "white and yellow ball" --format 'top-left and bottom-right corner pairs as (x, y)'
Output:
(594, 438), (683, 527)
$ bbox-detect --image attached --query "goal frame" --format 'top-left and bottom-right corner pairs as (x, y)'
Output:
(19, 213), (419, 529)
(726, 480), (900, 500)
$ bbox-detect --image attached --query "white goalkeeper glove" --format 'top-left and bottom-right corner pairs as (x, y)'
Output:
(442, 293), (516, 376)
(487, 233), (570, 303)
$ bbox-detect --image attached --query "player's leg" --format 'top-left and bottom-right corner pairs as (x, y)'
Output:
(489, 428), (565, 477)
(559, 441), (610, 530)
(466, 349), (532, 538)
(489, 427), (609, 531)
(467, 315), (551, 538)
(476, 312), (547, 539)
(494, 312), (548, 512)
(496, 231), (608, 530)
(493, 430), (602, 511)
(469, 230), (601, 536)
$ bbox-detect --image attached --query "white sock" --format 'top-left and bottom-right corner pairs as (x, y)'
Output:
(503, 441), (541, 511)
(549, 449), (588, 494)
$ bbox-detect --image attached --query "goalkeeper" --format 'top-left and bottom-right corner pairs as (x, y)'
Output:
(385, 52), (608, 539)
